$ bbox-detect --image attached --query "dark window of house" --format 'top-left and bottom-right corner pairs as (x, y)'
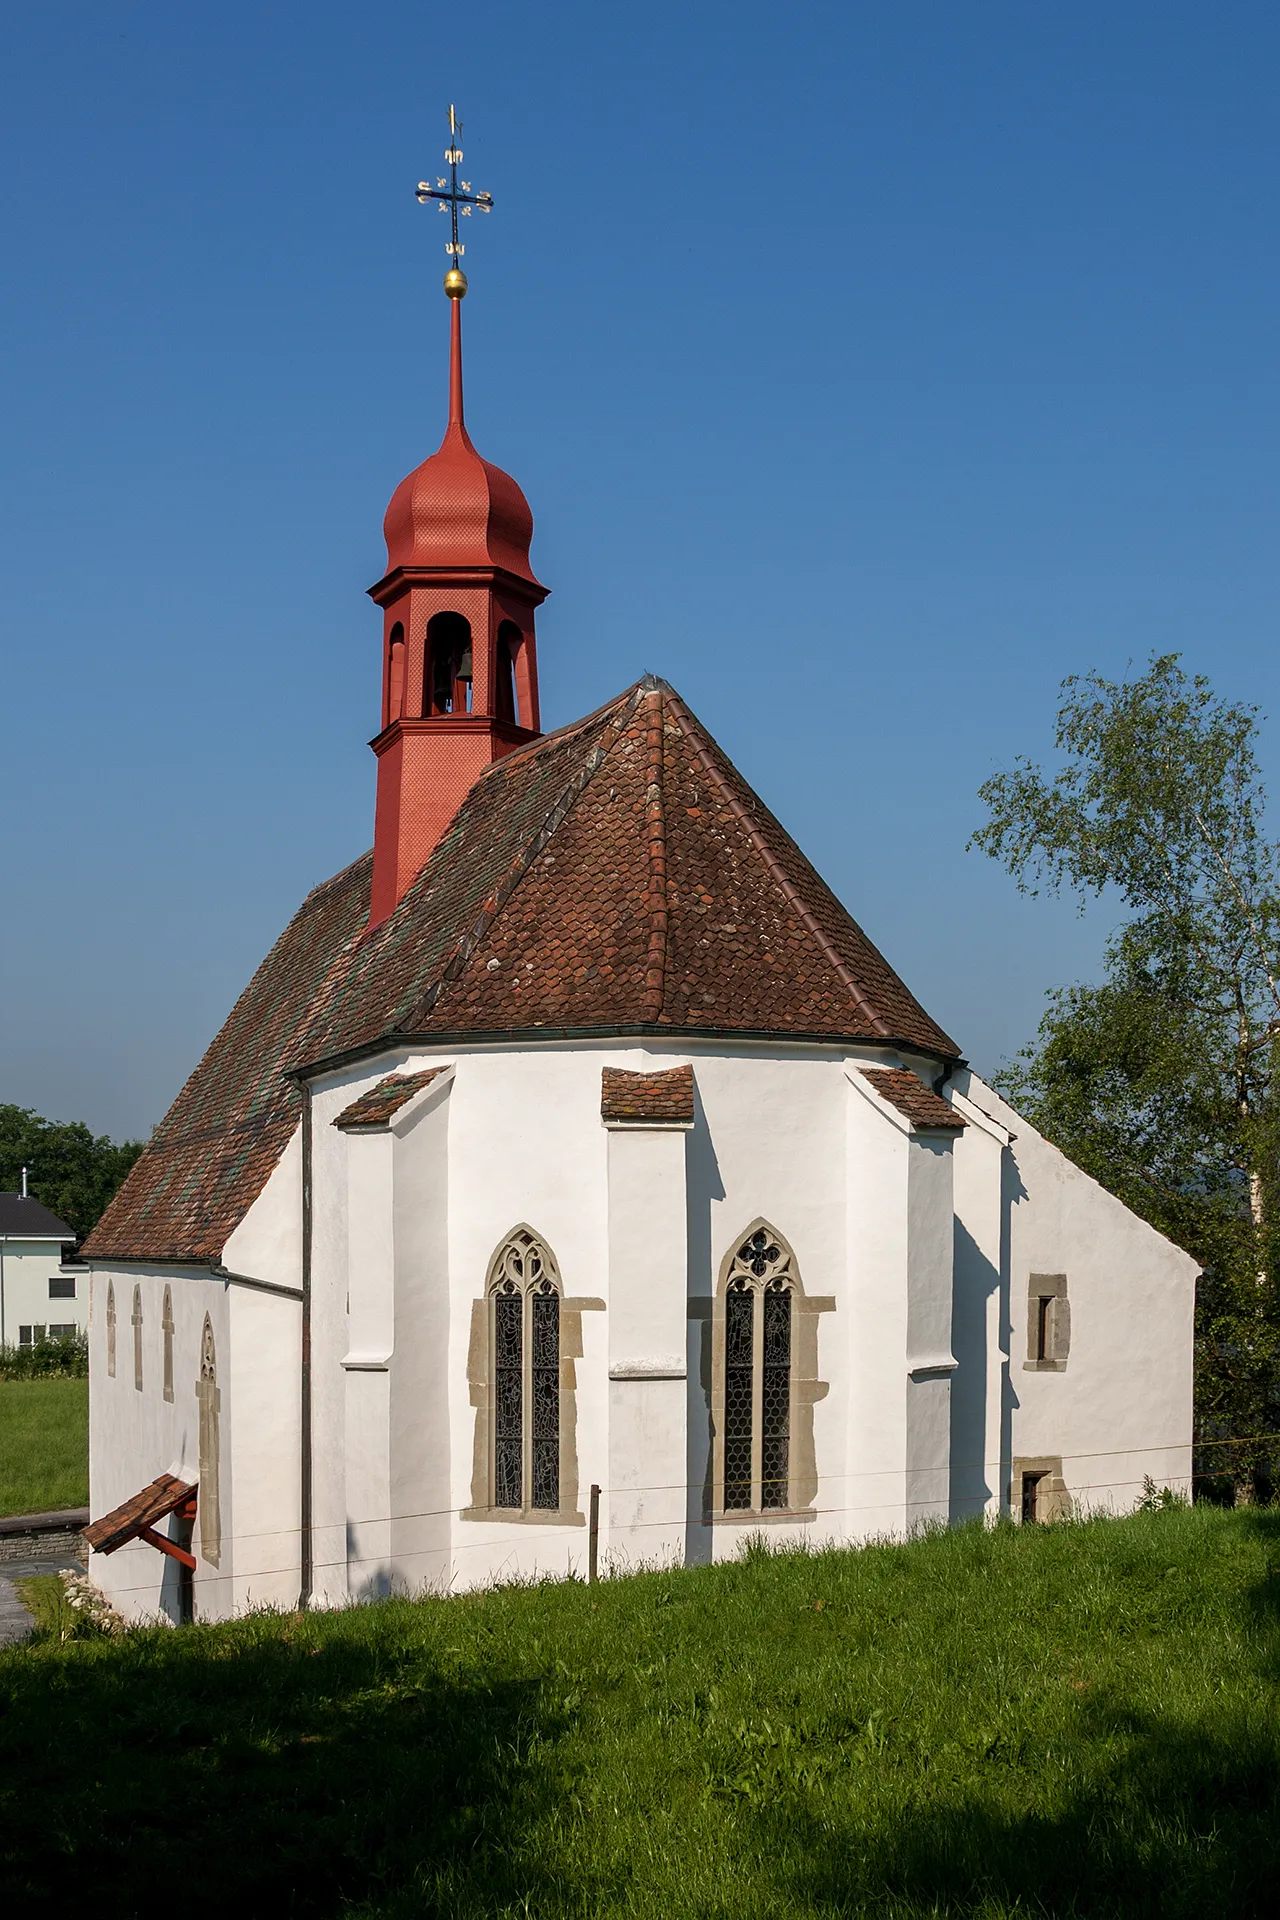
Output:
(49, 1275), (76, 1300)
(1022, 1472), (1046, 1524)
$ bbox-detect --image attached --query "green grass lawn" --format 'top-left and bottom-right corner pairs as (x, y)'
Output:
(0, 1377), (89, 1516)
(3, 1506), (1279, 1917)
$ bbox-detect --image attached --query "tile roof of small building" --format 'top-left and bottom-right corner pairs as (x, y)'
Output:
(333, 1067), (446, 1131)
(600, 1064), (695, 1125)
(84, 1472), (197, 1555)
(861, 1067), (967, 1131)
(87, 679), (961, 1263)
(0, 1194), (76, 1239)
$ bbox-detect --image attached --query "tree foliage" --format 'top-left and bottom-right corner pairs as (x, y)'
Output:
(0, 1106), (143, 1243)
(972, 654), (1280, 1484)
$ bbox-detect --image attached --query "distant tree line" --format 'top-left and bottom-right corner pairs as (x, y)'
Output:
(0, 1105), (144, 1243)
(973, 655), (1280, 1496)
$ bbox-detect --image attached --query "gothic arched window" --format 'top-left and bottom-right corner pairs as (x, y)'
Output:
(131, 1284), (144, 1393)
(106, 1280), (116, 1379)
(162, 1285), (174, 1403)
(487, 1227), (561, 1512)
(198, 1316), (221, 1567)
(717, 1224), (799, 1513)
(426, 611), (473, 715)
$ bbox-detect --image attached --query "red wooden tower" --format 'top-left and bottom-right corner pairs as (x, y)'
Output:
(367, 262), (546, 929)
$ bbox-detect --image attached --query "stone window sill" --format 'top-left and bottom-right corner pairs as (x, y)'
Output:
(460, 1506), (585, 1527)
(1023, 1359), (1068, 1373)
(710, 1508), (816, 1525)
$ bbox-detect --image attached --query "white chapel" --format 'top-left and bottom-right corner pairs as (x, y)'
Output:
(82, 164), (1197, 1624)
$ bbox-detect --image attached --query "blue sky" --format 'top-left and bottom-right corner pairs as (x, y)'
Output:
(3, 3), (1279, 1142)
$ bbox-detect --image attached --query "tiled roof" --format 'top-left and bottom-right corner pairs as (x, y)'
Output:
(601, 1064), (695, 1125)
(88, 679), (961, 1262)
(333, 1067), (446, 1131)
(0, 1194), (75, 1239)
(861, 1068), (967, 1131)
(84, 1473), (197, 1555)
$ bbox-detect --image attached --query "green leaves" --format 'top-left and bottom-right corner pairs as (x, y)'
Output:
(974, 654), (1280, 1485)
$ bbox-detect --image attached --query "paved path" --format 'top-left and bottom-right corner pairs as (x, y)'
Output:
(0, 1555), (83, 1648)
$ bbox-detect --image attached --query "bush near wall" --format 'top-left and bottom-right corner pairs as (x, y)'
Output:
(0, 1335), (88, 1381)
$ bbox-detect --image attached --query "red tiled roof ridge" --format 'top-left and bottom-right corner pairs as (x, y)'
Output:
(663, 687), (896, 1043)
(642, 683), (669, 1021)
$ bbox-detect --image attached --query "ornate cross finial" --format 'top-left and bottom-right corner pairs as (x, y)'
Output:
(416, 104), (493, 297)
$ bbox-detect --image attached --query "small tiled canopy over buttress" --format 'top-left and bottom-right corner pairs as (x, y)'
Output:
(86, 679), (960, 1266)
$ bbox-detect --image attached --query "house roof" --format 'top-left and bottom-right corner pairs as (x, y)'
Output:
(861, 1067), (967, 1132)
(85, 679), (960, 1264)
(0, 1194), (76, 1239)
(333, 1067), (446, 1132)
(601, 1064), (695, 1126)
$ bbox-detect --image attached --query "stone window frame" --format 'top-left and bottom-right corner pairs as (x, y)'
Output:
(707, 1219), (832, 1523)
(131, 1284), (144, 1393)
(197, 1314), (221, 1566)
(463, 1224), (596, 1527)
(1024, 1273), (1070, 1372)
(162, 1285), (175, 1403)
(1013, 1454), (1072, 1523)
(106, 1280), (116, 1378)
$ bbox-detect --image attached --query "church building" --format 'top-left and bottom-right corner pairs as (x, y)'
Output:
(82, 143), (1197, 1623)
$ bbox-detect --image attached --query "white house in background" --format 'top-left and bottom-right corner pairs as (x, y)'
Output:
(0, 1191), (83, 1349)
(81, 269), (1199, 1626)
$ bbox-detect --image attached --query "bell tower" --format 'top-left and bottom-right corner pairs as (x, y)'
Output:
(367, 110), (546, 930)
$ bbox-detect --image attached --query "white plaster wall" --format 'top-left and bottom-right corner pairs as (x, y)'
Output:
(228, 1285), (301, 1615)
(607, 1125), (688, 1568)
(948, 1096), (1013, 1522)
(0, 1242), (87, 1345)
(905, 1134), (957, 1528)
(958, 1072), (1197, 1511)
(87, 1265), (232, 1623)
(845, 1078), (912, 1540)
(390, 1082), (452, 1594)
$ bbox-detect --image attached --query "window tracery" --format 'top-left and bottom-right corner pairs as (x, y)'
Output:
(717, 1225), (799, 1514)
(487, 1227), (561, 1513)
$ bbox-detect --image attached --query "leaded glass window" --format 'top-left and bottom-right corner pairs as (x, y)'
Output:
(718, 1225), (798, 1514)
(724, 1285), (754, 1509)
(486, 1228), (562, 1514)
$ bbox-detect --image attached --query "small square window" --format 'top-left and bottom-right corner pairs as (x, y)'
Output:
(49, 1275), (76, 1300)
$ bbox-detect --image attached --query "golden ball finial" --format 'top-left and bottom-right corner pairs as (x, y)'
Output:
(444, 267), (468, 299)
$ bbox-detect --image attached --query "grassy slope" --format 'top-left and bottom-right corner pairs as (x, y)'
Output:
(2, 1507), (1279, 1918)
(0, 1378), (88, 1516)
